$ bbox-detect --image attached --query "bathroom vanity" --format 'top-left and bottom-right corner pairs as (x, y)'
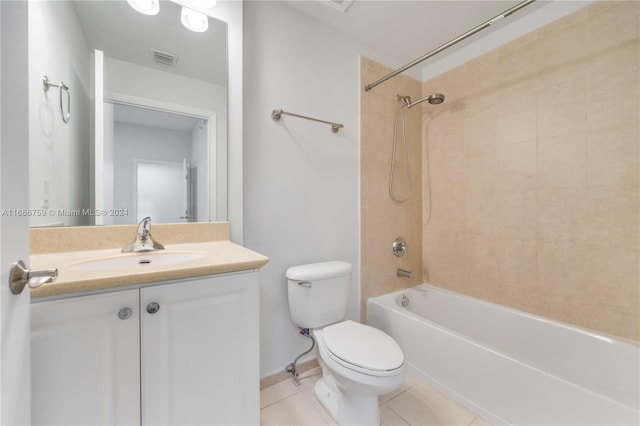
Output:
(29, 222), (268, 426)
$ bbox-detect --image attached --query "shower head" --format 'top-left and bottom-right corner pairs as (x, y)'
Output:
(427, 93), (445, 105)
(406, 93), (445, 108)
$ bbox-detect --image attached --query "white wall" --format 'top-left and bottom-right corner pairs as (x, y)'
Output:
(244, 1), (406, 378)
(104, 57), (227, 115)
(28, 1), (91, 227)
(112, 122), (191, 225)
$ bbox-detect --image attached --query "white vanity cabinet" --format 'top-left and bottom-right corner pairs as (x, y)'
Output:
(140, 272), (259, 425)
(31, 271), (259, 426)
(31, 289), (141, 425)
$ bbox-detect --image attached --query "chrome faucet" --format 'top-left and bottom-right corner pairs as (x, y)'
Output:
(122, 217), (165, 253)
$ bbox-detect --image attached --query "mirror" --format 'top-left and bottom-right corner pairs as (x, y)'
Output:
(28, 0), (228, 227)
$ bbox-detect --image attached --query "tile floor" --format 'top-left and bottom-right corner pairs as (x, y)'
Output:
(260, 368), (491, 426)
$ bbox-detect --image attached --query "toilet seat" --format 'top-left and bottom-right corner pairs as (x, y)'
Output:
(321, 320), (404, 377)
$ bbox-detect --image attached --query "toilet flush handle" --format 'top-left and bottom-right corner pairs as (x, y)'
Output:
(297, 281), (312, 288)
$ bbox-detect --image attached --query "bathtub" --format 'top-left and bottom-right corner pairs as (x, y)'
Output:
(367, 284), (640, 425)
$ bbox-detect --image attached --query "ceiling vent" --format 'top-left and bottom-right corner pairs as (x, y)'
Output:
(320, 0), (354, 13)
(151, 49), (179, 67)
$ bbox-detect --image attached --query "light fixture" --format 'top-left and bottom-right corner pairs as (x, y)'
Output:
(126, 0), (159, 15)
(127, 0), (212, 33)
(181, 6), (209, 32)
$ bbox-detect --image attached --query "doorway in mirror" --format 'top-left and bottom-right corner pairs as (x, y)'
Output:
(135, 159), (191, 223)
(106, 103), (210, 225)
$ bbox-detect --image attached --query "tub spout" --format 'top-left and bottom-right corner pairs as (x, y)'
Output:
(396, 268), (413, 279)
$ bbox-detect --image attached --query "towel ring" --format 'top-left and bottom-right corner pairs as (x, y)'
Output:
(43, 75), (70, 124)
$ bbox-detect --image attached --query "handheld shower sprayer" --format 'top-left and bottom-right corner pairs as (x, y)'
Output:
(399, 93), (445, 109)
(389, 92), (445, 203)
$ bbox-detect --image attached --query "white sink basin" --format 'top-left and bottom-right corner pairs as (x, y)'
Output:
(68, 251), (205, 272)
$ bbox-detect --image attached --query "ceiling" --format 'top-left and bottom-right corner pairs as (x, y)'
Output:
(283, 0), (549, 77)
(72, 0), (227, 86)
(73, 1), (554, 87)
(71, 0), (567, 88)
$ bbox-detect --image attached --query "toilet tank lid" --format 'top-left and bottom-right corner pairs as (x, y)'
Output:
(286, 261), (352, 281)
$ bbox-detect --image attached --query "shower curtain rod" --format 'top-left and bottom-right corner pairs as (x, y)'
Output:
(363, 0), (536, 92)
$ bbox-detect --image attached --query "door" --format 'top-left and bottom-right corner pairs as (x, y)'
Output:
(31, 291), (140, 425)
(1, 1), (32, 423)
(135, 160), (186, 223)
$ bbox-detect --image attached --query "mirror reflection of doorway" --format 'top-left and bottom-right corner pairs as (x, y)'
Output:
(107, 103), (209, 225)
(135, 160), (190, 223)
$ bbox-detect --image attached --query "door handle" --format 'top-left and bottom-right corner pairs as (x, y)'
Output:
(9, 260), (58, 295)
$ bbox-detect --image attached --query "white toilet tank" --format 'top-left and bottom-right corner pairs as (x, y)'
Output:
(286, 261), (352, 329)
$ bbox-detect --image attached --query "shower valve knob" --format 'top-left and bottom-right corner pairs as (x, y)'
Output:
(392, 238), (407, 257)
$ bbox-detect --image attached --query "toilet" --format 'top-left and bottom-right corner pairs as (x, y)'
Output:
(286, 261), (406, 425)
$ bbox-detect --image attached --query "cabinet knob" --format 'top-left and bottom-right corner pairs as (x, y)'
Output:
(146, 302), (160, 314)
(118, 307), (133, 320)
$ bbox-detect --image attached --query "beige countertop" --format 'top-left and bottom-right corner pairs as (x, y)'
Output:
(30, 240), (269, 298)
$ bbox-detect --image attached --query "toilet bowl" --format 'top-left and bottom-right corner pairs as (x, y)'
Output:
(286, 261), (406, 425)
(312, 321), (406, 425)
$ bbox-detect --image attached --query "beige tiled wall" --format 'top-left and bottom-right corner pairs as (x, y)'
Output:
(360, 57), (423, 320)
(422, 1), (639, 341)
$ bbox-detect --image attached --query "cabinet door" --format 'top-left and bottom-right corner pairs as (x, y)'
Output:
(141, 272), (259, 425)
(31, 290), (140, 425)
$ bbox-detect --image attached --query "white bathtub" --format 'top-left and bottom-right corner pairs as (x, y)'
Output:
(367, 284), (640, 425)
